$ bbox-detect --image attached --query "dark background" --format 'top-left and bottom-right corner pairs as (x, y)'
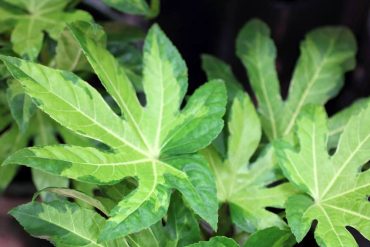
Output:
(155, 0), (370, 117)
(1, 0), (370, 246)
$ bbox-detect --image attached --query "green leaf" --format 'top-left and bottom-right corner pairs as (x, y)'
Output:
(202, 93), (296, 232)
(236, 19), (283, 140)
(328, 98), (370, 149)
(187, 236), (239, 247)
(0, 0), (92, 60)
(102, 0), (160, 18)
(280, 27), (357, 137)
(243, 227), (296, 247)
(6, 80), (36, 132)
(10, 200), (126, 246)
(0, 92), (28, 192)
(275, 105), (370, 246)
(134, 192), (200, 247)
(2, 24), (226, 241)
(201, 54), (243, 101)
(55, 30), (90, 71)
(55, 23), (106, 71)
(158, 192), (201, 246)
(234, 19), (357, 140)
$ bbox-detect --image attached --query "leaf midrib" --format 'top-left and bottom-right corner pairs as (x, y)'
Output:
(283, 32), (340, 136)
(29, 76), (148, 156)
(321, 131), (370, 198)
(14, 209), (104, 247)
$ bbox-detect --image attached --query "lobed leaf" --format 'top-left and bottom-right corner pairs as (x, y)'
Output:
(236, 19), (283, 140)
(202, 93), (296, 232)
(205, 18), (357, 141)
(275, 105), (370, 246)
(2, 23), (226, 241)
(10, 200), (126, 247)
(0, 0), (92, 60)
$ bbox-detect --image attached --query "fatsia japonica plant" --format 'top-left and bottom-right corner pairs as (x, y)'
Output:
(200, 19), (369, 246)
(1, 21), (227, 243)
(1, 15), (370, 247)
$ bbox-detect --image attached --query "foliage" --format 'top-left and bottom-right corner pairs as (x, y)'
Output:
(276, 105), (370, 247)
(102, 0), (161, 18)
(1, 22), (226, 241)
(0, 0), (91, 60)
(0, 7), (369, 247)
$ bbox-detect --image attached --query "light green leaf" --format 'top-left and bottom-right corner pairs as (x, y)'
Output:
(201, 54), (243, 101)
(236, 19), (283, 140)
(328, 98), (370, 149)
(10, 200), (126, 247)
(2, 24), (226, 241)
(280, 27), (357, 136)
(233, 19), (357, 140)
(243, 227), (295, 247)
(275, 105), (370, 246)
(102, 0), (160, 18)
(187, 236), (239, 247)
(0, 0), (92, 60)
(203, 93), (296, 233)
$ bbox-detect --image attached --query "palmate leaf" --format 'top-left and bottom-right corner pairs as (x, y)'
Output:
(236, 19), (356, 140)
(275, 105), (370, 246)
(10, 200), (127, 247)
(202, 93), (296, 232)
(1, 23), (226, 241)
(0, 0), (91, 60)
(203, 19), (357, 142)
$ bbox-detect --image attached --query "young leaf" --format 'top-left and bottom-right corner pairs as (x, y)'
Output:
(203, 18), (357, 141)
(202, 93), (296, 232)
(10, 200), (127, 247)
(102, 0), (160, 18)
(1, 24), (226, 241)
(0, 0), (91, 60)
(275, 105), (370, 246)
(187, 236), (239, 247)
